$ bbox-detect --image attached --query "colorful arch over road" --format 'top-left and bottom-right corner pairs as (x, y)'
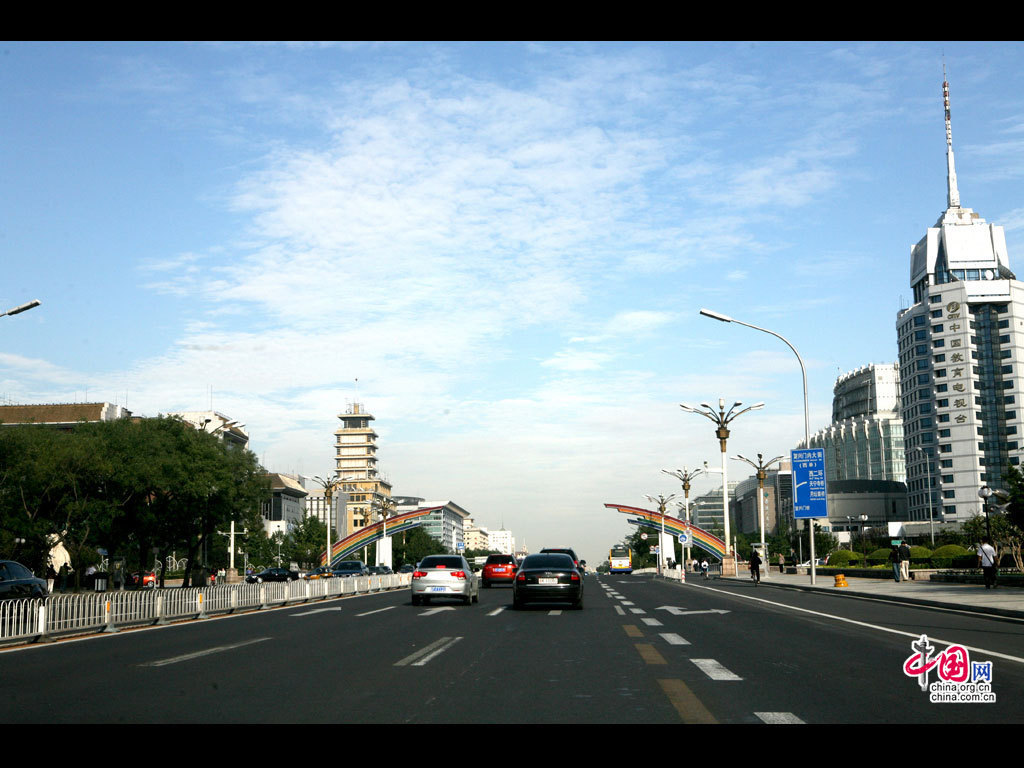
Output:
(604, 503), (727, 560)
(321, 505), (441, 566)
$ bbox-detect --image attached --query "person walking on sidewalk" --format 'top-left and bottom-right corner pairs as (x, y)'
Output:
(899, 540), (912, 582)
(749, 549), (762, 585)
(977, 537), (998, 589)
(889, 545), (902, 582)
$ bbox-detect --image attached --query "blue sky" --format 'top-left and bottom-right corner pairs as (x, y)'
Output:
(3, 42), (1024, 564)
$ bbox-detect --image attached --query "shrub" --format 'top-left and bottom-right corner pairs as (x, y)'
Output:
(867, 548), (893, 565)
(827, 550), (861, 566)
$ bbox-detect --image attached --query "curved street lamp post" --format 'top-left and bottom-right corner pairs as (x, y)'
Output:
(733, 452), (783, 575)
(680, 399), (764, 576)
(644, 493), (677, 576)
(700, 308), (817, 583)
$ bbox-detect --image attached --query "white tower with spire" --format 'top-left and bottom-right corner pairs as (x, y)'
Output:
(896, 72), (1023, 527)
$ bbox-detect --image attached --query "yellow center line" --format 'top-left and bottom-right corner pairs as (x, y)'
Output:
(659, 679), (719, 724)
(623, 624), (643, 637)
(635, 643), (667, 665)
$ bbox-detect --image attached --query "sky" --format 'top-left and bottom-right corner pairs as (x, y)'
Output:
(3, 41), (1024, 566)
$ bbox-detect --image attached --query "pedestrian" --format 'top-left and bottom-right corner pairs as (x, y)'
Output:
(889, 545), (901, 582)
(777, 552), (784, 573)
(700, 559), (709, 580)
(749, 549), (762, 585)
(977, 537), (998, 589)
(899, 540), (912, 581)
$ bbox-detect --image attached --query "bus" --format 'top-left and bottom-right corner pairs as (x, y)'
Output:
(609, 545), (633, 574)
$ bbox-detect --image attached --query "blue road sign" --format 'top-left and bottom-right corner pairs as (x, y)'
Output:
(791, 448), (828, 519)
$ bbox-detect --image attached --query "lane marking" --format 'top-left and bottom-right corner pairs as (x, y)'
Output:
(394, 636), (463, 667)
(629, 608), (646, 615)
(659, 632), (690, 645)
(691, 658), (743, 680)
(142, 637), (271, 667)
(635, 643), (667, 665)
(623, 625), (643, 638)
(614, 605), (626, 616)
(689, 583), (1024, 666)
(659, 679), (718, 724)
(549, 610), (563, 616)
(488, 607), (506, 616)
(642, 618), (663, 626)
(291, 607), (342, 616)
(355, 606), (394, 617)
(755, 712), (805, 724)
(418, 606), (456, 616)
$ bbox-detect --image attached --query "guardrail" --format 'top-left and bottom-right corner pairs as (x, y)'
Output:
(0, 573), (411, 646)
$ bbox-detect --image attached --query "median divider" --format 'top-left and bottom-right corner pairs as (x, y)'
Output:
(0, 573), (412, 646)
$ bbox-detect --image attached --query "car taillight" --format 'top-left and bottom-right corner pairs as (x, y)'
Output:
(412, 571), (427, 579)
(571, 573), (580, 581)
(517, 573), (526, 581)
(450, 571), (466, 579)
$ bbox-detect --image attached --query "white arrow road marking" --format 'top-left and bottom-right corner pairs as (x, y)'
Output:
(356, 606), (395, 617)
(419, 606), (456, 616)
(657, 606), (730, 616)
(755, 712), (805, 724)
(142, 638), (271, 667)
(692, 659), (743, 680)
(659, 633), (690, 645)
(291, 607), (343, 616)
(394, 636), (463, 667)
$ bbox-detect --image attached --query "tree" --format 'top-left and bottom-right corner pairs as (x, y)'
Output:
(286, 516), (329, 569)
(392, 527), (445, 569)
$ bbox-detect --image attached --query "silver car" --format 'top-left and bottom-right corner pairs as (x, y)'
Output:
(411, 555), (479, 606)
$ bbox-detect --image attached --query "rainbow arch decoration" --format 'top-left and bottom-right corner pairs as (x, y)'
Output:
(604, 503), (727, 560)
(320, 505), (441, 566)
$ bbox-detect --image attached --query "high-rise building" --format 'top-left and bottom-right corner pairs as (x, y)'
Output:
(805, 364), (906, 484)
(333, 403), (392, 539)
(896, 75), (1023, 524)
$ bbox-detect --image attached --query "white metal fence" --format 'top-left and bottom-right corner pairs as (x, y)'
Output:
(0, 573), (411, 646)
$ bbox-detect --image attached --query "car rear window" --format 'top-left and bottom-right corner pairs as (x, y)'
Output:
(521, 554), (575, 569)
(419, 556), (464, 569)
(485, 555), (516, 565)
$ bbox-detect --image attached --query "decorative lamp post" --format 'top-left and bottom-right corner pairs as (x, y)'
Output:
(733, 452), (783, 573)
(680, 399), (764, 576)
(0, 299), (41, 319)
(662, 466), (705, 566)
(644, 493), (676, 575)
(313, 475), (359, 569)
(978, 485), (1010, 541)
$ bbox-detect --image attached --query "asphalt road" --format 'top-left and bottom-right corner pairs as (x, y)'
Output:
(3, 574), (1021, 724)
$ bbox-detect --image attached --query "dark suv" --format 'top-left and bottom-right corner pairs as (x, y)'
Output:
(332, 560), (370, 578)
(539, 547), (583, 571)
(481, 554), (518, 587)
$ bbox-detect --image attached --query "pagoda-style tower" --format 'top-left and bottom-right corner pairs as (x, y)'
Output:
(333, 403), (392, 538)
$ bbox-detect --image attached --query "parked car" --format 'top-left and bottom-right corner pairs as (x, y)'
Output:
(246, 567), (299, 583)
(368, 565), (392, 575)
(332, 561), (369, 578)
(0, 560), (48, 600)
(411, 554), (479, 606)
(512, 553), (583, 610)
(481, 553), (518, 588)
(127, 570), (157, 588)
(398, 564), (415, 574)
(304, 566), (335, 580)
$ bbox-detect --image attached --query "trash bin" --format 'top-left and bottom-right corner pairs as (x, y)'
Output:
(94, 572), (109, 592)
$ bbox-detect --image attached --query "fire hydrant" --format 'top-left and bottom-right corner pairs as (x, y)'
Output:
(834, 573), (848, 588)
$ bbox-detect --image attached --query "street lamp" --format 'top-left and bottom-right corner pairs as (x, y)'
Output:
(370, 495), (397, 569)
(679, 399), (764, 576)
(643, 493), (676, 575)
(733, 452), (783, 570)
(911, 446), (936, 546)
(977, 485), (1010, 541)
(662, 466), (705, 566)
(313, 474), (359, 569)
(700, 308), (815, 582)
(1, 299), (41, 319)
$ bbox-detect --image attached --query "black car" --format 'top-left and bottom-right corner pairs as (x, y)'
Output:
(246, 567), (299, 583)
(512, 553), (583, 610)
(0, 560), (48, 600)
(539, 547), (583, 571)
(331, 560), (369, 578)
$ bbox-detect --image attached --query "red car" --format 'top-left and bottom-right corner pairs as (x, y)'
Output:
(481, 554), (518, 588)
(129, 570), (157, 588)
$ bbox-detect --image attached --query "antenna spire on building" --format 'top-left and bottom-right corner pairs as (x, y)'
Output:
(943, 63), (961, 209)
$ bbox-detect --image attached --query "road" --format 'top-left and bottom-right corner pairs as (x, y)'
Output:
(2, 574), (1022, 723)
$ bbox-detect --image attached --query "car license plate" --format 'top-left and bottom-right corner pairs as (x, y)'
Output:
(495, 567), (506, 572)
(430, 587), (446, 592)
(539, 578), (557, 585)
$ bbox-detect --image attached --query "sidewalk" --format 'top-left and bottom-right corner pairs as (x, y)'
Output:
(700, 570), (1024, 620)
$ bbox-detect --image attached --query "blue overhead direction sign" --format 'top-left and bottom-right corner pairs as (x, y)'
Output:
(791, 448), (828, 519)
